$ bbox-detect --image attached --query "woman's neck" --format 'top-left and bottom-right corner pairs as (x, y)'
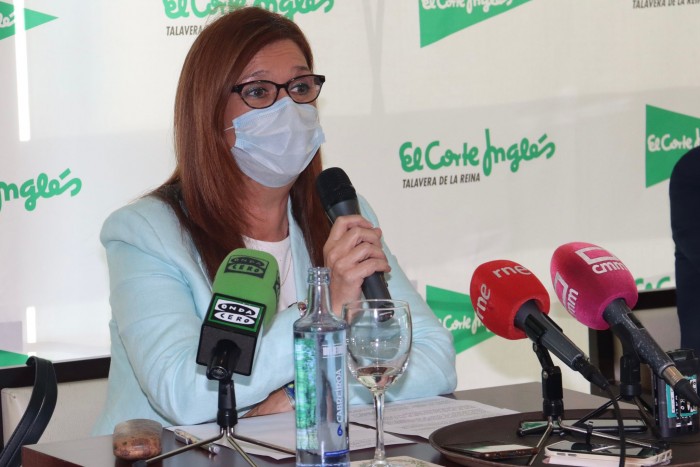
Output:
(243, 182), (290, 242)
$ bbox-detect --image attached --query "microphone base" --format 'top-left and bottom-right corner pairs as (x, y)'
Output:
(136, 431), (224, 466)
(517, 417), (648, 437)
(575, 392), (660, 438)
(136, 428), (260, 467)
(518, 417), (662, 451)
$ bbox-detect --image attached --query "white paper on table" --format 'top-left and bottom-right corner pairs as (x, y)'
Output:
(351, 456), (443, 467)
(169, 410), (414, 460)
(349, 396), (519, 439)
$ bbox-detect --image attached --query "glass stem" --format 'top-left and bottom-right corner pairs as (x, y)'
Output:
(373, 389), (387, 464)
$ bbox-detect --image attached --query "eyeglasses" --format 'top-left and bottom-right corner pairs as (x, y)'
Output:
(231, 74), (325, 109)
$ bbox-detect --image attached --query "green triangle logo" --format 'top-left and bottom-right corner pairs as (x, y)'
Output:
(645, 105), (700, 187)
(426, 285), (494, 354)
(0, 349), (29, 368)
(0, 2), (57, 41)
(418, 0), (532, 47)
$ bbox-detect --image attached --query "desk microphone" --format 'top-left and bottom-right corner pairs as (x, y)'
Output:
(196, 248), (279, 378)
(135, 251), (276, 467)
(550, 241), (700, 406)
(470, 259), (609, 389)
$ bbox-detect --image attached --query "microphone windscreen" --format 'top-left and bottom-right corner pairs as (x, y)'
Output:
(197, 248), (280, 376)
(469, 260), (550, 340)
(316, 167), (357, 211)
(550, 242), (638, 330)
(210, 248), (280, 331)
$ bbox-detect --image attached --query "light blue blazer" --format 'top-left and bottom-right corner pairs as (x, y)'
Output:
(93, 195), (457, 434)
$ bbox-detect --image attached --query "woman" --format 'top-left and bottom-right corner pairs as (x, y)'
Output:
(93, 6), (456, 435)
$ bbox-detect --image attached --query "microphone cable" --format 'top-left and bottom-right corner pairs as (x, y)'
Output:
(604, 385), (626, 467)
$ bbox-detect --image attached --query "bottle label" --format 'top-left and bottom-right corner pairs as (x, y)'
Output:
(295, 338), (318, 451)
(326, 345), (346, 426)
(294, 335), (349, 456)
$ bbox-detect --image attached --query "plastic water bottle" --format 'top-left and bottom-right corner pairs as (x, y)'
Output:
(294, 267), (350, 467)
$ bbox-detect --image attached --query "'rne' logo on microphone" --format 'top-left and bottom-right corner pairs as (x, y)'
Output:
(213, 298), (261, 327)
(475, 264), (531, 320)
(490, 264), (532, 279)
(574, 246), (628, 275)
(474, 283), (491, 322)
(225, 255), (269, 278)
(552, 272), (579, 317)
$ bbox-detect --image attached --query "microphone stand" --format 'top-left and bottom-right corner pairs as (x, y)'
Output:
(135, 339), (258, 467)
(518, 342), (565, 465)
(571, 334), (660, 438)
(517, 343), (657, 465)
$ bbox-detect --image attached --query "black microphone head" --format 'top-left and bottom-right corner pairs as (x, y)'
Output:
(316, 167), (357, 212)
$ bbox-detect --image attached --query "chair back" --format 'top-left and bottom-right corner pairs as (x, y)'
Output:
(0, 357), (57, 467)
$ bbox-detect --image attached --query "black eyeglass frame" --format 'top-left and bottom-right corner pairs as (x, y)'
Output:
(231, 74), (326, 109)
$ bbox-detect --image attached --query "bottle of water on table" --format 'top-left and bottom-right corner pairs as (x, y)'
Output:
(294, 267), (350, 467)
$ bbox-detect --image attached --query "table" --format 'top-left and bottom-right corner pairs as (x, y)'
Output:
(21, 382), (700, 466)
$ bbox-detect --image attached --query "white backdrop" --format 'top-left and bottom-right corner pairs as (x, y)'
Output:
(1, 0), (699, 394)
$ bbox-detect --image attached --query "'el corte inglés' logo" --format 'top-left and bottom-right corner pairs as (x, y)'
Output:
(162, 0), (334, 36)
(0, 169), (82, 214)
(210, 295), (263, 331)
(0, 2), (57, 41)
(418, 0), (531, 47)
(399, 129), (556, 189)
(426, 285), (493, 354)
(163, 0), (333, 19)
(646, 105), (700, 187)
(225, 255), (269, 278)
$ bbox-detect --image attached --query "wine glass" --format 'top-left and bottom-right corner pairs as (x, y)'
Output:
(343, 299), (412, 467)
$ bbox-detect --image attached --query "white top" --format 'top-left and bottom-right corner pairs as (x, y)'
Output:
(244, 235), (297, 313)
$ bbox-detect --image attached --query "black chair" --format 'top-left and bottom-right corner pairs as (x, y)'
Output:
(0, 357), (57, 467)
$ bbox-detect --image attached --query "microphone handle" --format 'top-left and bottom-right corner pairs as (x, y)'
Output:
(326, 198), (392, 301)
(517, 301), (584, 369)
(603, 299), (675, 377)
(362, 272), (391, 301)
(518, 302), (609, 389)
(604, 300), (700, 405)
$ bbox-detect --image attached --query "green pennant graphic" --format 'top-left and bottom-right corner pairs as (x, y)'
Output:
(426, 285), (494, 354)
(646, 105), (700, 188)
(0, 349), (29, 368)
(0, 2), (57, 41)
(418, 0), (531, 47)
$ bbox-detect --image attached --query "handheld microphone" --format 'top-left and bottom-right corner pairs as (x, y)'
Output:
(196, 248), (280, 378)
(316, 167), (391, 301)
(550, 242), (700, 406)
(469, 259), (609, 389)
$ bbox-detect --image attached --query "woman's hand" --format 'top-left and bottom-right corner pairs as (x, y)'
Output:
(323, 215), (391, 314)
(242, 386), (293, 418)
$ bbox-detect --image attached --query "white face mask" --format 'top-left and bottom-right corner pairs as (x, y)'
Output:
(227, 97), (325, 188)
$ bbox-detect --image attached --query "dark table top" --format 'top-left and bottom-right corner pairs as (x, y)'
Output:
(21, 382), (700, 467)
